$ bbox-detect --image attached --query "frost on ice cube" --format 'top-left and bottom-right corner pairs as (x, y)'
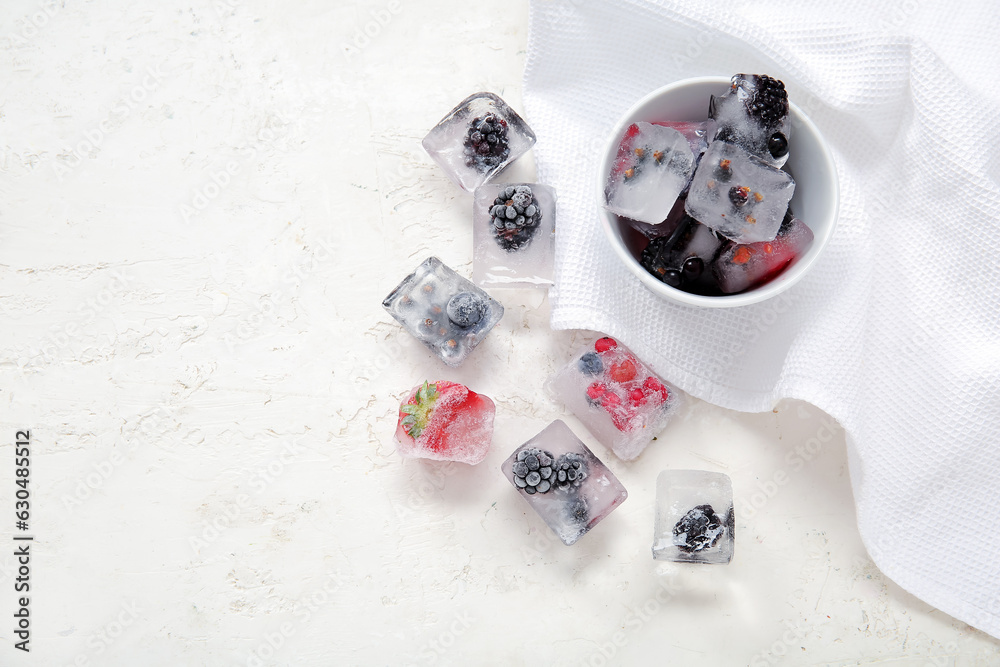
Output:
(652, 470), (734, 564)
(714, 216), (814, 294)
(501, 420), (628, 546)
(604, 122), (695, 225)
(709, 74), (791, 168)
(473, 183), (555, 288)
(548, 337), (681, 461)
(685, 141), (794, 244)
(395, 381), (495, 464)
(639, 214), (726, 295)
(422, 92), (536, 193)
(382, 257), (504, 367)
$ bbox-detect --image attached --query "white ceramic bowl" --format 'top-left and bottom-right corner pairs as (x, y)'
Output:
(597, 76), (839, 308)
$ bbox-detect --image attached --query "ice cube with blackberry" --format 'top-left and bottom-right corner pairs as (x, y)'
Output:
(548, 337), (682, 461)
(422, 92), (536, 193)
(604, 122), (695, 225)
(652, 470), (734, 564)
(382, 257), (504, 367)
(472, 183), (555, 288)
(709, 74), (791, 168)
(501, 420), (627, 546)
(685, 140), (795, 244)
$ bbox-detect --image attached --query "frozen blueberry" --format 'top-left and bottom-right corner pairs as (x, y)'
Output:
(446, 292), (485, 328)
(578, 352), (603, 376)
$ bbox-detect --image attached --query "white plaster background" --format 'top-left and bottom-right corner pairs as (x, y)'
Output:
(0, 0), (998, 665)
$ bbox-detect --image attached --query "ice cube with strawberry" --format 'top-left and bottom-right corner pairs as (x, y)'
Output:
(395, 380), (495, 464)
(548, 337), (681, 460)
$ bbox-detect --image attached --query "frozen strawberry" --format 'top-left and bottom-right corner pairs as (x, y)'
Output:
(395, 380), (495, 464)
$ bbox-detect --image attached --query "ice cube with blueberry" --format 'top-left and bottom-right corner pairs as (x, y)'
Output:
(548, 337), (681, 461)
(709, 74), (791, 168)
(685, 140), (795, 244)
(604, 122), (695, 225)
(714, 216), (814, 293)
(421, 92), (536, 193)
(640, 213), (726, 294)
(382, 257), (504, 367)
(395, 380), (495, 465)
(473, 183), (555, 288)
(652, 470), (734, 564)
(502, 419), (628, 546)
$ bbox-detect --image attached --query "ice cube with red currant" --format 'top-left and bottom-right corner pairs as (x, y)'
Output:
(422, 92), (536, 193)
(501, 419), (628, 545)
(382, 257), (504, 367)
(395, 380), (495, 465)
(713, 216), (814, 293)
(472, 183), (555, 288)
(548, 337), (681, 461)
(685, 140), (795, 244)
(604, 122), (695, 225)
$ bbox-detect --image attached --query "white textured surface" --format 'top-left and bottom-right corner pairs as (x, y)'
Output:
(525, 0), (1000, 645)
(0, 0), (997, 664)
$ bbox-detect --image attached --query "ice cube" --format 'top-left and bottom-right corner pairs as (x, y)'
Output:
(395, 381), (495, 464)
(708, 74), (791, 168)
(501, 420), (628, 545)
(382, 257), (504, 367)
(652, 470), (734, 564)
(685, 141), (795, 244)
(473, 183), (555, 288)
(603, 122), (695, 225)
(639, 213), (726, 294)
(422, 92), (536, 193)
(548, 337), (681, 461)
(714, 216), (814, 293)
(653, 120), (716, 158)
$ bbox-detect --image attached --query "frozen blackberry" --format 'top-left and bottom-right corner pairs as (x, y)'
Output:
(464, 113), (510, 173)
(446, 292), (485, 328)
(511, 447), (555, 494)
(578, 352), (603, 376)
(552, 452), (588, 491)
(739, 74), (788, 128)
(672, 504), (724, 552)
(490, 185), (541, 252)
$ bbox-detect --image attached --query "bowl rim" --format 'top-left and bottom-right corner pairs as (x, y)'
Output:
(596, 75), (839, 308)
